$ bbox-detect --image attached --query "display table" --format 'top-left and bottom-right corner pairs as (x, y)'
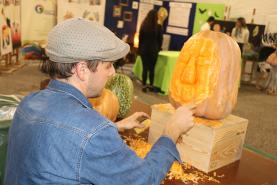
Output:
(132, 51), (180, 95)
(126, 99), (277, 185)
(0, 121), (10, 185)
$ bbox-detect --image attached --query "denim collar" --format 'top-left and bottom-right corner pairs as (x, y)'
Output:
(47, 79), (92, 109)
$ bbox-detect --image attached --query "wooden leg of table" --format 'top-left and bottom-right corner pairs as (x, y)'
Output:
(15, 48), (20, 65)
(4, 55), (9, 66)
(9, 53), (13, 65)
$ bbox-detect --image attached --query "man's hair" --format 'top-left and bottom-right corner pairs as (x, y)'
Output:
(140, 9), (158, 34)
(207, 16), (215, 22)
(40, 59), (101, 79)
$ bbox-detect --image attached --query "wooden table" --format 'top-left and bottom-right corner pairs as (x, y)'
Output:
(127, 99), (277, 185)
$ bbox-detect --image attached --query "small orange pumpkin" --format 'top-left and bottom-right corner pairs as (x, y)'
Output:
(169, 30), (241, 119)
(88, 89), (119, 121)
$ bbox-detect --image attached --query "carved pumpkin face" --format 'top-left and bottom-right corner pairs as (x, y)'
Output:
(169, 31), (241, 119)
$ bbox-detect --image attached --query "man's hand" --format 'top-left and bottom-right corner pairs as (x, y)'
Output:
(115, 112), (150, 131)
(163, 106), (194, 143)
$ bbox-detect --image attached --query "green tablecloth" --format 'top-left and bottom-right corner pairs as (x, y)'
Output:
(133, 51), (180, 95)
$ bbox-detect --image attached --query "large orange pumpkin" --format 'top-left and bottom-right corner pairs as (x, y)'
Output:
(88, 89), (119, 121)
(169, 30), (241, 120)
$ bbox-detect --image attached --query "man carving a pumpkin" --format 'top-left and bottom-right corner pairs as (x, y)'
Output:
(5, 18), (194, 185)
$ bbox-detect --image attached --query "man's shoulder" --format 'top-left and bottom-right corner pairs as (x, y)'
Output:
(17, 89), (116, 136)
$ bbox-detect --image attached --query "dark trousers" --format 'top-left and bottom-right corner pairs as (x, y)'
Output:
(141, 53), (158, 86)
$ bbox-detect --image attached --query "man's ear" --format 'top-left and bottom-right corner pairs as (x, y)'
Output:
(75, 61), (88, 81)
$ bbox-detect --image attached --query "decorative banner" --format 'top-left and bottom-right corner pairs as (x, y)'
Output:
(57, 0), (106, 24)
(193, 3), (225, 34)
(21, 0), (56, 45)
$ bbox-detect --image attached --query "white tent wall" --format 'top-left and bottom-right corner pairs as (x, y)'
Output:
(227, 0), (277, 33)
(184, 0), (277, 33)
(19, 0), (277, 44)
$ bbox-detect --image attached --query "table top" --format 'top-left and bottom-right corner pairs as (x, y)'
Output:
(127, 99), (277, 185)
(159, 51), (180, 58)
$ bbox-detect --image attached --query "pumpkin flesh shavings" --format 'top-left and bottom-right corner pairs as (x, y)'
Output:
(152, 104), (223, 128)
(125, 136), (223, 184)
(134, 119), (152, 134)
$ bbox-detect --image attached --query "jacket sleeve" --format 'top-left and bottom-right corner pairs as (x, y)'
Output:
(79, 125), (180, 185)
(157, 25), (163, 51)
(138, 29), (144, 54)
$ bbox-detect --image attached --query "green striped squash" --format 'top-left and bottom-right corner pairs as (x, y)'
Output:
(105, 74), (134, 119)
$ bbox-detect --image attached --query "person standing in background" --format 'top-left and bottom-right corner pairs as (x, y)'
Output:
(213, 23), (222, 32)
(157, 7), (168, 26)
(138, 9), (163, 93)
(231, 17), (249, 53)
(200, 16), (215, 31)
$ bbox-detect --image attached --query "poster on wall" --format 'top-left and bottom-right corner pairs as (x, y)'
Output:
(136, 2), (153, 32)
(4, 0), (12, 6)
(2, 1), (21, 49)
(168, 2), (191, 28)
(0, 4), (13, 55)
(113, 5), (121, 17)
(12, 2), (21, 48)
(57, 0), (106, 25)
(192, 3), (225, 34)
(21, 0), (56, 45)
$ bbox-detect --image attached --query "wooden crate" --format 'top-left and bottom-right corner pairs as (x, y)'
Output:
(148, 104), (248, 173)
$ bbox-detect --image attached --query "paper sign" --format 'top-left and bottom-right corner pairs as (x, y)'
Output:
(117, 20), (124, 28)
(167, 26), (188, 36)
(168, 2), (191, 28)
(132, 1), (139, 9)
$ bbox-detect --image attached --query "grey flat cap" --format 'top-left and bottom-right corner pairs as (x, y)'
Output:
(46, 18), (130, 63)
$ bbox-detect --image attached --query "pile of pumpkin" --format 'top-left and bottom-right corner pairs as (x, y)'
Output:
(92, 31), (242, 121)
(89, 73), (134, 121)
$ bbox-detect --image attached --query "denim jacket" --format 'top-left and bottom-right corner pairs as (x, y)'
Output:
(5, 80), (180, 185)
